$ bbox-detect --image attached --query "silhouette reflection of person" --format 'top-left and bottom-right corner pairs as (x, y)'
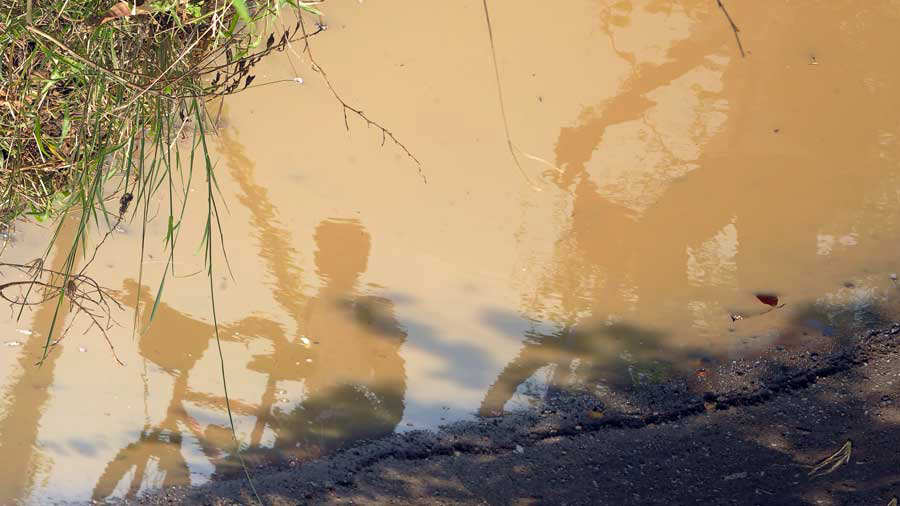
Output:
(92, 220), (407, 499)
(261, 219), (407, 460)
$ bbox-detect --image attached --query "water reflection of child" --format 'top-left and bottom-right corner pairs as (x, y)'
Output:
(267, 219), (407, 460)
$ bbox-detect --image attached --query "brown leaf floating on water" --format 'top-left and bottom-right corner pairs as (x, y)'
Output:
(755, 293), (779, 307)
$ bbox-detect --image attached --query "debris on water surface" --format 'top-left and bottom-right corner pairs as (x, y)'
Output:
(755, 293), (780, 307)
(305, 358), (313, 363)
(16, 329), (32, 336)
(809, 440), (852, 477)
(78, 346), (87, 353)
(299, 336), (311, 347)
(293, 77), (304, 85)
(723, 472), (747, 481)
(5, 341), (22, 347)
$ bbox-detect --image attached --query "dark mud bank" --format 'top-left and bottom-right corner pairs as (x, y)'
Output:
(137, 325), (900, 505)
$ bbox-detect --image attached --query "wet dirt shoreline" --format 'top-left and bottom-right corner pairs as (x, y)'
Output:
(135, 320), (900, 505)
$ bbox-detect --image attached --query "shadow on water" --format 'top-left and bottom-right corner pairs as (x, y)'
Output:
(90, 127), (409, 501)
(321, 296), (900, 506)
(11, 1), (900, 501)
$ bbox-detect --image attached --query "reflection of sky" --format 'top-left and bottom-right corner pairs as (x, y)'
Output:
(3, 0), (900, 503)
(586, 61), (728, 215)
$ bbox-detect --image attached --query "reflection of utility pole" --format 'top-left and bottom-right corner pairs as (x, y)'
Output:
(0, 218), (76, 502)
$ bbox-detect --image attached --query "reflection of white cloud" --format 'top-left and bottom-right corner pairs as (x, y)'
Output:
(686, 222), (738, 287)
(136, 456), (165, 497)
(618, 279), (640, 309)
(177, 421), (214, 486)
(586, 61), (729, 215)
(687, 301), (711, 331)
(273, 379), (308, 415)
(503, 364), (557, 413)
(108, 465), (137, 499)
(817, 234), (835, 256)
(819, 232), (859, 255)
(839, 233), (858, 246)
(607, 2), (694, 65)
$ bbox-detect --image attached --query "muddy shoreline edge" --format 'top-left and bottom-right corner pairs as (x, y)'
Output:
(133, 320), (900, 505)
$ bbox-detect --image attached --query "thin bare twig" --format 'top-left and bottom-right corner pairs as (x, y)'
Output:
(295, 15), (426, 184)
(0, 260), (124, 365)
(716, 0), (746, 58)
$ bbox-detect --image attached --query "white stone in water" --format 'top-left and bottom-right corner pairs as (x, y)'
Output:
(299, 336), (311, 347)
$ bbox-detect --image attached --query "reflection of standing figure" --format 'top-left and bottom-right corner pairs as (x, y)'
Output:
(264, 219), (407, 459)
(219, 122), (407, 462)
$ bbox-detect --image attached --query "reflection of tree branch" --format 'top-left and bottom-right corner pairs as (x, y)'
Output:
(0, 260), (123, 364)
(716, 0), (746, 58)
(295, 15), (426, 184)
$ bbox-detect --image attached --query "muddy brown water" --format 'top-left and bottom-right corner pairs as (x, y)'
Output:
(3, 0), (900, 502)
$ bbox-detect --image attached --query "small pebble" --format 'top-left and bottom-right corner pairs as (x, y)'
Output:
(515, 445), (524, 454)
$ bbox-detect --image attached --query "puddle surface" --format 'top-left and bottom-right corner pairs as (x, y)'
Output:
(3, 0), (900, 502)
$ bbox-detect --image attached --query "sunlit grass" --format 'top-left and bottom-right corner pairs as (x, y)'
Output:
(2, 0), (324, 500)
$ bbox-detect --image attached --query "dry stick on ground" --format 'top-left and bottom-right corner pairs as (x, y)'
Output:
(0, 260), (124, 364)
(294, 15), (426, 184)
(716, 0), (746, 57)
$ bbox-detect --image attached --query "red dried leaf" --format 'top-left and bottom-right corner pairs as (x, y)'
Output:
(755, 293), (779, 307)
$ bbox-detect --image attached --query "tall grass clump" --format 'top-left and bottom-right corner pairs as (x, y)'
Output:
(2, 0), (324, 495)
(2, 0), (324, 350)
